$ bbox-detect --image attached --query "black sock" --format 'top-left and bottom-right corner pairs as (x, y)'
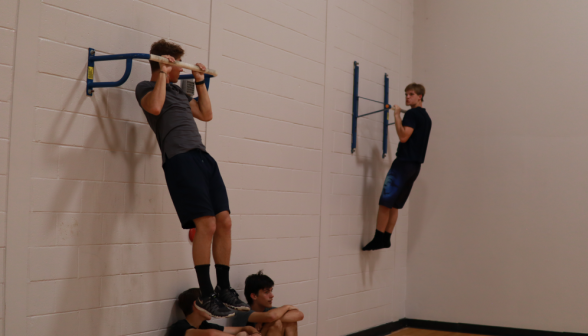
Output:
(384, 232), (392, 247)
(195, 265), (214, 297)
(362, 230), (386, 251)
(215, 264), (231, 290)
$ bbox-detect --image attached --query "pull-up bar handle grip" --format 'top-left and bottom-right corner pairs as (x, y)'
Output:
(149, 55), (218, 77)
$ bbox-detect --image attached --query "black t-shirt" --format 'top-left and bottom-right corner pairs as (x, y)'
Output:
(395, 107), (432, 163)
(135, 81), (206, 164)
(168, 319), (224, 336)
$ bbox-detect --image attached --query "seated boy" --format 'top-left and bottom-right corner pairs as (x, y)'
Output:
(231, 271), (304, 336)
(169, 288), (261, 336)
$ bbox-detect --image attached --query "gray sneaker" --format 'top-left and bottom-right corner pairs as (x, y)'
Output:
(195, 293), (235, 318)
(215, 286), (250, 311)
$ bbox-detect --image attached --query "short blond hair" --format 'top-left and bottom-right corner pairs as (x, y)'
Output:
(405, 83), (425, 102)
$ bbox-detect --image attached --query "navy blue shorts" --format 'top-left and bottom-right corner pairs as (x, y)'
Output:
(163, 149), (230, 229)
(379, 159), (421, 209)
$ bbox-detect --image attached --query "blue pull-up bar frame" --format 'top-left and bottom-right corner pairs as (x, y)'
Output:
(351, 61), (393, 158)
(86, 48), (211, 96)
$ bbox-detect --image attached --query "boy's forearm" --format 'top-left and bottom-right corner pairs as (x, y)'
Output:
(143, 72), (167, 114)
(196, 84), (212, 119)
(394, 113), (405, 138)
(280, 310), (304, 323)
(268, 305), (290, 321)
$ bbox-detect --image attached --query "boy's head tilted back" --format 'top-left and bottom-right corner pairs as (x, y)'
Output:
(244, 270), (274, 306)
(178, 288), (202, 317)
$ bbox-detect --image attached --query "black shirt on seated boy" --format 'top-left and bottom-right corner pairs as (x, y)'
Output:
(232, 271), (304, 336)
(169, 288), (260, 336)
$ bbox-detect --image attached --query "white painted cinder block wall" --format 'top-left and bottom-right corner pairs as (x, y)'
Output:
(3, 1), (414, 335)
(409, 0), (588, 334)
(0, 1), (19, 334)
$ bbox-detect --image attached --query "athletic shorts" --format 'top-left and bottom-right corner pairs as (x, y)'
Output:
(163, 149), (230, 229)
(378, 159), (421, 209)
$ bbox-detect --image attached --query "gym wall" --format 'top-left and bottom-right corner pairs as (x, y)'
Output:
(0, 0), (19, 333)
(410, 0), (588, 333)
(3, 1), (414, 335)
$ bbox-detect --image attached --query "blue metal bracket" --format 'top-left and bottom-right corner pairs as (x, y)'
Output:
(86, 48), (211, 96)
(351, 61), (392, 158)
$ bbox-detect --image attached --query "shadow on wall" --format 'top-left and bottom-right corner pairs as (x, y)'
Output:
(358, 146), (392, 285)
(40, 67), (165, 334)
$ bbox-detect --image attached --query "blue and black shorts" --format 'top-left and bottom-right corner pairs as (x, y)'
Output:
(379, 159), (421, 209)
(163, 149), (230, 229)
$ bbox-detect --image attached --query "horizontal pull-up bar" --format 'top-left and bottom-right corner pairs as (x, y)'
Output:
(149, 55), (218, 77)
(86, 48), (216, 96)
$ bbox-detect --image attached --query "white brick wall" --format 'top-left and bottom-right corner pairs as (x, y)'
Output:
(324, 1), (413, 334)
(0, 0), (18, 334)
(3, 0), (414, 335)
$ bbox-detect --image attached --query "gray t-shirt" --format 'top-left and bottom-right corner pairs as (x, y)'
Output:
(135, 81), (206, 163)
(231, 307), (274, 327)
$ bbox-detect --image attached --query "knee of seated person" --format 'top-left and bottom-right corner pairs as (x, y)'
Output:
(269, 319), (283, 330)
(195, 217), (216, 236)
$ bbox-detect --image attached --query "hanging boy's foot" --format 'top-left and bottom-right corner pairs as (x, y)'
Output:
(215, 286), (250, 311)
(362, 238), (384, 251)
(196, 293), (235, 318)
(362, 230), (386, 251)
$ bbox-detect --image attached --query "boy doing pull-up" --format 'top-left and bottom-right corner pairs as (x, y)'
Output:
(135, 39), (249, 317)
(363, 83), (432, 251)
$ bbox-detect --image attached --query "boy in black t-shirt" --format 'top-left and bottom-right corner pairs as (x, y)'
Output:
(363, 83), (432, 251)
(231, 271), (304, 335)
(168, 288), (261, 336)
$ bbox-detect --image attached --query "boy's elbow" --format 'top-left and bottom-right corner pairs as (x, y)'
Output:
(399, 135), (410, 143)
(145, 106), (161, 116)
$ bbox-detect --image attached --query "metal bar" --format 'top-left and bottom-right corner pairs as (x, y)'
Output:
(383, 73), (389, 158)
(91, 58), (133, 88)
(351, 61), (359, 153)
(149, 54), (217, 77)
(89, 52), (150, 62)
(86, 49), (95, 96)
(86, 49), (216, 96)
(358, 96), (385, 105)
(357, 109), (385, 118)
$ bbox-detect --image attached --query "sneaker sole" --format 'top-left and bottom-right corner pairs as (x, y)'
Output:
(195, 304), (235, 319)
(224, 303), (250, 311)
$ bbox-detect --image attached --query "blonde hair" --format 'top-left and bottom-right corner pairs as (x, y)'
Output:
(405, 83), (425, 102)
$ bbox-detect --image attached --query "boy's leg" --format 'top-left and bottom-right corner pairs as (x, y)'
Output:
(362, 205), (392, 251)
(192, 216), (216, 296)
(385, 207), (399, 233)
(283, 322), (298, 336)
(213, 210), (249, 310)
(261, 320), (284, 336)
(192, 215), (234, 318)
(212, 210), (231, 268)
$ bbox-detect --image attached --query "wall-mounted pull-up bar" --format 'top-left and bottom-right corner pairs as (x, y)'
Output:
(351, 61), (405, 158)
(86, 48), (218, 96)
